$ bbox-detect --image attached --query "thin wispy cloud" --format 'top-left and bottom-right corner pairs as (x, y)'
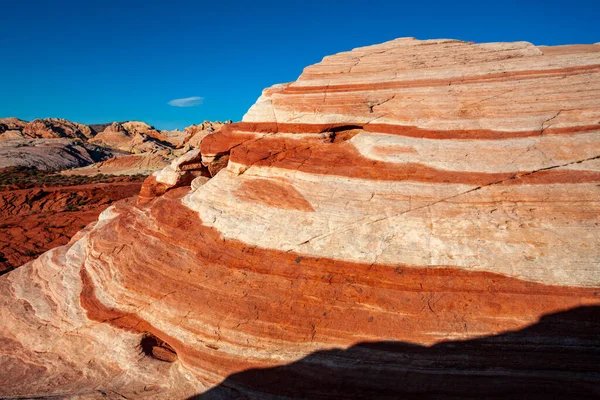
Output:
(168, 96), (204, 107)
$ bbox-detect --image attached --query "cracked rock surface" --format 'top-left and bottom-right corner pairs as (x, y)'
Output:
(1, 38), (600, 399)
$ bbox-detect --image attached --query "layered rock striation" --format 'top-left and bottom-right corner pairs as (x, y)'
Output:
(1, 38), (599, 399)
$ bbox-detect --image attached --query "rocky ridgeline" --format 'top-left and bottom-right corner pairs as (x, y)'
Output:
(0, 117), (231, 173)
(0, 39), (599, 399)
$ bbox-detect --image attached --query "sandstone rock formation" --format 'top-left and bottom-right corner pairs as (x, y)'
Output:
(0, 138), (122, 171)
(0, 117), (27, 138)
(23, 118), (93, 139)
(83, 120), (230, 155)
(61, 153), (172, 177)
(1, 118), (230, 176)
(0, 38), (599, 399)
(89, 122), (171, 154)
(0, 118), (93, 140)
(1, 117), (229, 150)
(182, 121), (230, 148)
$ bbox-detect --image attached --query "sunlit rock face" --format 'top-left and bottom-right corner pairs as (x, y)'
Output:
(1, 38), (600, 399)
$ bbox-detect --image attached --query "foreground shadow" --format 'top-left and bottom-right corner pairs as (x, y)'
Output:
(191, 306), (600, 400)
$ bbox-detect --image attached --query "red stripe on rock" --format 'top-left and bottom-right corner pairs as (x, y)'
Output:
(202, 122), (600, 145)
(283, 64), (600, 94)
(226, 136), (600, 185)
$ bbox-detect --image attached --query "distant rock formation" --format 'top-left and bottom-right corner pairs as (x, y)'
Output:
(0, 138), (122, 171)
(0, 38), (599, 399)
(22, 118), (94, 139)
(61, 153), (172, 177)
(88, 121), (165, 154)
(0, 118), (230, 174)
(0, 118), (93, 140)
(88, 120), (229, 154)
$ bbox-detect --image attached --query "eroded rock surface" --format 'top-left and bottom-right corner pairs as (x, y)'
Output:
(1, 38), (599, 399)
(0, 118), (230, 174)
(61, 153), (172, 177)
(0, 138), (122, 171)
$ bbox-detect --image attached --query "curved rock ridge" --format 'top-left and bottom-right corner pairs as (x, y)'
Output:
(1, 38), (600, 399)
(200, 37), (600, 287)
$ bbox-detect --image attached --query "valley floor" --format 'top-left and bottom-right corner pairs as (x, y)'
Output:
(0, 169), (144, 273)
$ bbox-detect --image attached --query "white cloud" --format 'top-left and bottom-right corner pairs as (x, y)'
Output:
(168, 96), (204, 107)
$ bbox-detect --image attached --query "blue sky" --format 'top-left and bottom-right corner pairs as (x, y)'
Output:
(1, 0), (598, 130)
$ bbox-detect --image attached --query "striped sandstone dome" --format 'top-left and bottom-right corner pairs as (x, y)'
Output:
(1, 38), (599, 399)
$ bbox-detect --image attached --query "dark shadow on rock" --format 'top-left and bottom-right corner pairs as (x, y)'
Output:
(190, 306), (600, 399)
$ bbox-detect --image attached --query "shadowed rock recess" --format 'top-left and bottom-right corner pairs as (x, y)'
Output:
(194, 306), (600, 400)
(1, 38), (599, 399)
